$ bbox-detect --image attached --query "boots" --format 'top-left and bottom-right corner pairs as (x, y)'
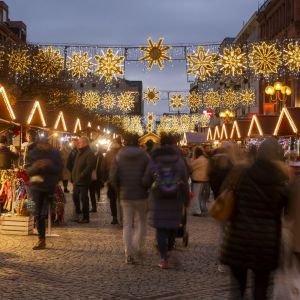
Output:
(32, 238), (46, 250)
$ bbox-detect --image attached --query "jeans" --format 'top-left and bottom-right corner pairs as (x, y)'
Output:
(156, 228), (177, 260)
(31, 190), (54, 240)
(191, 182), (210, 214)
(89, 181), (101, 211)
(121, 200), (147, 256)
(73, 185), (89, 221)
(230, 267), (272, 300)
(107, 184), (118, 219)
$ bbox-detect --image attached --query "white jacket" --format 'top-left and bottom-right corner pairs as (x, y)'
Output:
(190, 156), (209, 182)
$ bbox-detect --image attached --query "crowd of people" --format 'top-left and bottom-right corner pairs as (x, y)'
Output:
(0, 130), (299, 299)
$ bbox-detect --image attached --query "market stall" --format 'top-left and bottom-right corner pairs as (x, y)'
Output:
(230, 120), (251, 146)
(139, 132), (160, 144)
(206, 127), (214, 142)
(247, 115), (278, 138)
(220, 123), (233, 141)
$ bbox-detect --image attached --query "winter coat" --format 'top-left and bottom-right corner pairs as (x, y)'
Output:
(110, 146), (149, 201)
(220, 159), (289, 271)
(190, 155), (209, 182)
(142, 145), (189, 229)
(67, 148), (77, 173)
(100, 148), (120, 183)
(94, 152), (104, 183)
(0, 144), (18, 169)
(60, 148), (70, 181)
(26, 143), (63, 193)
(71, 146), (96, 186)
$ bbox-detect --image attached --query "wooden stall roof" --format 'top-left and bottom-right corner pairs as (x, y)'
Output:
(51, 110), (68, 133)
(0, 86), (17, 123)
(248, 115), (278, 137)
(139, 132), (160, 144)
(184, 132), (207, 144)
(213, 125), (221, 140)
(220, 124), (233, 140)
(274, 107), (300, 136)
(14, 100), (47, 129)
(206, 127), (213, 141)
(230, 120), (251, 140)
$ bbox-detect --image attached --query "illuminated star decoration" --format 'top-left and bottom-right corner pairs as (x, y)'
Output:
(7, 49), (31, 75)
(169, 94), (185, 110)
(283, 42), (300, 72)
(69, 90), (81, 105)
(0, 50), (5, 69)
(143, 87), (160, 105)
(112, 115), (122, 125)
(117, 91), (135, 112)
(95, 48), (125, 82)
(180, 115), (190, 133)
(101, 93), (116, 110)
(191, 114), (200, 124)
(222, 89), (239, 109)
(203, 90), (220, 109)
(67, 52), (93, 78)
(34, 47), (64, 78)
(219, 46), (247, 76)
(199, 113), (211, 128)
(187, 47), (217, 81)
(187, 91), (201, 111)
(240, 89), (255, 107)
(124, 116), (143, 135)
(82, 91), (100, 110)
(249, 42), (281, 76)
(140, 37), (172, 70)
(146, 112), (156, 133)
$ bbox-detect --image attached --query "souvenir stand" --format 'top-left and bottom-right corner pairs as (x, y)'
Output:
(139, 132), (161, 145)
(230, 120), (251, 147)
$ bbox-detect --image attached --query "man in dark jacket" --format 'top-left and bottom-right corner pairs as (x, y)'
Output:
(0, 135), (18, 169)
(26, 136), (63, 250)
(101, 138), (122, 224)
(72, 136), (95, 223)
(110, 133), (149, 264)
(67, 140), (78, 182)
(220, 138), (290, 299)
(143, 134), (189, 269)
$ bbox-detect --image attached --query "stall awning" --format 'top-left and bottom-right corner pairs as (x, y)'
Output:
(139, 132), (160, 144)
(220, 124), (233, 140)
(248, 115), (278, 138)
(273, 107), (300, 136)
(230, 120), (251, 140)
(206, 127), (213, 141)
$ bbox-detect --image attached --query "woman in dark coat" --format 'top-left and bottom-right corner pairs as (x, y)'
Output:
(143, 135), (189, 269)
(220, 138), (290, 299)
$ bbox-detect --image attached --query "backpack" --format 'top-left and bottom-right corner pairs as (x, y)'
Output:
(152, 162), (181, 198)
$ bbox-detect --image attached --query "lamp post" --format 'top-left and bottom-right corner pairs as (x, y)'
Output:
(264, 81), (292, 113)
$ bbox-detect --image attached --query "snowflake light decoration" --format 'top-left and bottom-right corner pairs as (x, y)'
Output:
(187, 91), (201, 111)
(101, 93), (116, 110)
(249, 42), (281, 76)
(190, 114), (200, 124)
(199, 113), (211, 128)
(7, 49), (31, 74)
(187, 47), (217, 81)
(140, 37), (172, 70)
(283, 42), (300, 72)
(34, 47), (64, 78)
(219, 47), (247, 76)
(222, 89), (239, 109)
(143, 87), (160, 104)
(124, 116), (143, 135)
(117, 92), (135, 112)
(82, 91), (100, 110)
(180, 115), (190, 133)
(69, 90), (81, 105)
(112, 115), (122, 125)
(146, 112), (155, 133)
(95, 48), (124, 82)
(67, 52), (93, 78)
(0, 50), (5, 69)
(240, 89), (255, 107)
(203, 90), (220, 109)
(169, 94), (185, 110)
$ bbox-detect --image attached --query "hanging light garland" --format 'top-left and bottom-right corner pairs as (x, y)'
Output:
(82, 91), (100, 110)
(7, 49), (31, 75)
(143, 87), (160, 105)
(117, 91), (135, 112)
(67, 52), (93, 78)
(169, 94), (185, 110)
(95, 48), (125, 82)
(187, 91), (201, 111)
(140, 37), (172, 70)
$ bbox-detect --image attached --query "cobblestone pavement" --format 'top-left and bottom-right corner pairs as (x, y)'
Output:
(0, 192), (287, 300)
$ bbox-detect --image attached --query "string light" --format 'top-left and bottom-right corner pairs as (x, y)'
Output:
(67, 52), (93, 78)
(101, 93), (116, 110)
(222, 89), (239, 109)
(0, 86), (16, 120)
(203, 90), (220, 109)
(143, 87), (160, 105)
(273, 107), (298, 135)
(187, 47), (217, 81)
(219, 46), (246, 76)
(248, 115), (263, 137)
(220, 124), (228, 140)
(169, 94), (185, 110)
(283, 42), (300, 72)
(27, 101), (46, 127)
(82, 91), (100, 110)
(207, 127), (213, 141)
(95, 48), (124, 82)
(240, 88), (255, 106)
(213, 126), (221, 140)
(74, 118), (82, 133)
(54, 111), (67, 132)
(249, 42), (281, 76)
(187, 91), (201, 111)
(117, 91), (135, 112)
(140, 37), (172, 70)
(34, 47), (64, 78)
(7, 49), (31, 75)
(230, 121), (241, 139)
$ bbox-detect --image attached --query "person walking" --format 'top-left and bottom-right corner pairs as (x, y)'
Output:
(60, 143), (71, 193)
(67, 140), (78, 184)
(143, 134), (189, 269)
(189, 147), (210, 216)
(72, 136), (95, 223)
(220, 138), (290, 299)
(26, 135), (63, 250)
(0, 135), (18, 169)
(101, 138), (122, 224)
(110, 133), (149, 264)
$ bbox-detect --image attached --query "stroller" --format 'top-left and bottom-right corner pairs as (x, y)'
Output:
(176, 206), (189, 247)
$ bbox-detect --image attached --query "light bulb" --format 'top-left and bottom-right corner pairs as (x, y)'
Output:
(274, 81), (283, 91)
(285, 87), (292, 96)
(265, 86), (275, 95)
